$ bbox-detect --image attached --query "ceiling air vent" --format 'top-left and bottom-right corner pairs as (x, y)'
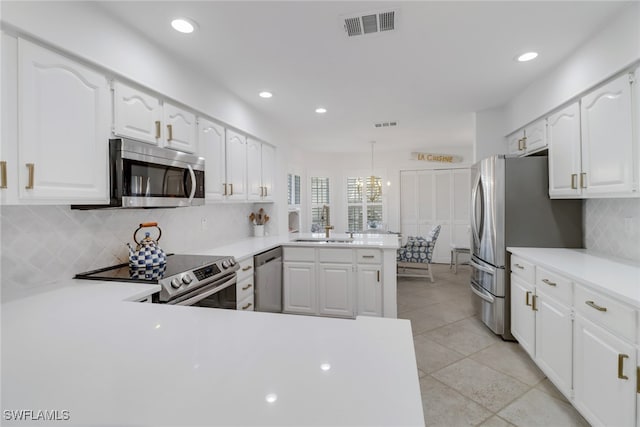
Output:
(374, 121), (398, 128)
(342, 9), (398, 37)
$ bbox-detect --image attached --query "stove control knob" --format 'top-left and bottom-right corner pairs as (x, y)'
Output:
(229, 258), (236, 266)
(171, 278), (182, 289)
(222, 260), (230, 269)
(182, 275), (193, 285)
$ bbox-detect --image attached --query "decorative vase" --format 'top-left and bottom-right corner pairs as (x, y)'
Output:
(254, 224), (265, 237)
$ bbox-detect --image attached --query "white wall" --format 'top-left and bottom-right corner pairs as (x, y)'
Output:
(473, 107), (508, 161)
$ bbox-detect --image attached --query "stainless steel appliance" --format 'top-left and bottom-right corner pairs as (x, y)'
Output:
(74, 138), (205, 209)
(254, 247), (283, 312)
(75, 254), (239, 307)
(470, 155), (582, 340)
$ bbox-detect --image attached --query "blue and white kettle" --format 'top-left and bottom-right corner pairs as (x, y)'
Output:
(127, 222), (167, 268)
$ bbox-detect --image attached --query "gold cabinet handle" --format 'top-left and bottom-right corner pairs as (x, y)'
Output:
(521, 136), (527, 150)
(25, 163), (34, 189)
(571, 174), (577, 190)
(580, 172), (587, 189)
(377, 270), (380, 282)
(155, 121), (161, 139)
(242, 265), (253, 272)
(0, 161), (7, 189)
(541, 278), (557, 287)
(618, 354), (629, 380)
(242, 283), (253, 291)
(525, 291), (532, 306)
(263, 186), (267, 197)
(242, 302), (252, 310)
(514, 263), (525, 270)
(260, 186), (264, 197)
(531, 294), (538, 311)
(166, 124), (173, 141)
(223, 183), (228, 196)
(229, 183), (233, 195)
(637, 367), (639, 393)
(585, 300), (607, 312)
(517, 138), (524, 151)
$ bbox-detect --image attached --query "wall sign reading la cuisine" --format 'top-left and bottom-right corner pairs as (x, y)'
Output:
(411, 152), (463, 163)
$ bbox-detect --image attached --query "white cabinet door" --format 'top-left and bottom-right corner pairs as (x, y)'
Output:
(198, 118), (225, 201)
(574, 314), (636, 427)
(534, 291), (572, 398)
(18, 38), (109, 204)
(357, 265), (382, 316)
(451, 169), (471, 248)
(246, 138), (262, 201)
(581, 73), (634, 196)
(1, 33), (18, 204)
(261, 143), (275, 201)
(283, 262), (316, 315)
(163, 101), (197, 153)
(548, 102), (582, 198)
(433, 171), (451, 263)
(113, 81), (162, 145)
(510, 275), (535, 357)
(318, 263), (354, 318)
(523, 119), (547, 153)
(507, 130), (526, 155)
(225, 130), (247, 200)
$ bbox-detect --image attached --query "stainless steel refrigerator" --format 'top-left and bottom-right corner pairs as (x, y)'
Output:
(470, 155), (582, 340)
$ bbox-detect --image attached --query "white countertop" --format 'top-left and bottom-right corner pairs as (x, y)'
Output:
(508, 247), (640, 308)
(1, 278), (423, 426)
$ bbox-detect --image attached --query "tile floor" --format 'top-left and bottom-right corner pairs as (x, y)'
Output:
(398, 264), (590, 427)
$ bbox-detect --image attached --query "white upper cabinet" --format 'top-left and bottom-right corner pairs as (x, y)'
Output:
(507, 131), (525, 156)
(548, 102), (582, 198)
(580, 72), (635, 196)
(163, 101), (197, 153)
(247, 139), (276, 202)
(113, 81), (162, 145)
(1, 33), (18, 204)
(198, 118), (225, 201)
(225, 129), (247, 201)
(507, 119), (547, 156)
(261, 143), (275, 201)
(17, 38), (109, 204)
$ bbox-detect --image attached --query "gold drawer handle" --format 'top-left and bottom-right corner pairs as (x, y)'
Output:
(242, 284), (252, 291)
(525, 291), (532, 306)
(542, 278), (557, 287)
(0, 161), (7, 189)
(514, 263), (525, 270)
(242, 302), (252, 310)
(618, 354), (629, 380)
(25, 163), (35, 189)
(585, 300), (607, 312)
(242, 266), (252, 272)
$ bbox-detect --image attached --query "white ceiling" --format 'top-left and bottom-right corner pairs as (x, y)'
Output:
(98, 1), (630, 153)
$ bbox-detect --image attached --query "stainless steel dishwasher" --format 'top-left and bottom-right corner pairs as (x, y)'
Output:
(254, 247), (282, 312)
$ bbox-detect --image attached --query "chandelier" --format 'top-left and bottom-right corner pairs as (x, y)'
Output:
(356, 141), (382, 203)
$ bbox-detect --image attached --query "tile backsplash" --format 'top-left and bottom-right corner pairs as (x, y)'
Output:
(584, 198), (640, 262)
(1, 203), (276, 302)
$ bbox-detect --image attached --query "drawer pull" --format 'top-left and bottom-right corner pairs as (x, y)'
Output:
(223, 183), (228, 196)
(166, 124), (173, 141)
(531, 294), (538, 311)
(242, 284), (252, 291)
(242, 266), (253, 272)
(514, 263), (525, 270)
(362, 255), (375, 259)
(580, 172), (587, 189)
(242, 302), (252, 310)
(618, 354), (629, 380)
(525, 291), (532, 307)
(585, 300), (607, 312)
(541, 278), (557, 287)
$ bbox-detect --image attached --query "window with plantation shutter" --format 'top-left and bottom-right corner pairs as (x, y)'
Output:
(346, 176), (383, 232)
(310, 177), (330, 231)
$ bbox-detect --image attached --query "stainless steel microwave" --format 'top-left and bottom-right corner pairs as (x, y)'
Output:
(74, 138), (205, 209)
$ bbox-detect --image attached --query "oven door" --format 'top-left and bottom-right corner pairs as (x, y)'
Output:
(168, 274), (237, 308)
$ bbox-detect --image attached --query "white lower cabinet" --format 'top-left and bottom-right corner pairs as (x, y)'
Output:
(318, 263), (354, 317)
(283, 261), (316, 315)
(510, 275), (536, 357)
(236, 257), (255, 311)
(357, 265), (382, 316)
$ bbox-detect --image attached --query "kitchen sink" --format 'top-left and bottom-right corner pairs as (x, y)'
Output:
(293, 238), (354, 243)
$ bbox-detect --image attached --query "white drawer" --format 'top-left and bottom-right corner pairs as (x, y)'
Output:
(356, 249), (381, 264)
(510, 255), (534, 283)
(237, 276), (254, 302)
(318, 248), (353, 263)
(283, 247), (315, 262)
(237, 293), (254, 311)
(535, 267), (572, 305)
(237, 257), (254, 280)
(574, 283), (637, 343)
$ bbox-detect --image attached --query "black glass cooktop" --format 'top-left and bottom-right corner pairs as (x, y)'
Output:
(74, 254), (224, 283)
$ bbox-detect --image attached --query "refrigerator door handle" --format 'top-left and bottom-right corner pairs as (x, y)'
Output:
(470, 172), (482, 249)
(470, 259), (494, 275)
(470, 280), (495, 303)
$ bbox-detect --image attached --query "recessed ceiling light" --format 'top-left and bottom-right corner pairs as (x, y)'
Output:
(171, 18), (197, 34)
(315, 107), (327, 114)
(259, 91), (273, 98)
(265, 393), (278, 403)
(517, 52), (538, 62)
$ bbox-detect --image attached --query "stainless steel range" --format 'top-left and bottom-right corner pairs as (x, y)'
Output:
(75, 254), (240, 308)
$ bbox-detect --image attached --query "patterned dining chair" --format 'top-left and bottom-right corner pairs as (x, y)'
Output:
(396, 225), (441, 282)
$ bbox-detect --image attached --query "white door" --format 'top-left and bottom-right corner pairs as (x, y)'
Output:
(548, 102), (582, 198)
(113, 81), (162, 145)
(574, 314), (636, 427)
(197, 118), (225, 201)
(318, 263), (354, 318)
(451, 169), (471, 251)
(510, 276), (535, 357)
(163, 101), (197, 153)
(18, 38), (109, 204)
(400, 171), (417, 241)
(432, 171), (451, 263)
(283, 262), (316, 315)
(225, 130), (247, 201)
(1, 33), (18, 204)
(524, 119), (547, 153)
(581, 73), (634, 196)
(246, 138), (262, 201)
(357, 265), (382, 316)
(534, 291), (572, 398)
(261, 143), (275, 201)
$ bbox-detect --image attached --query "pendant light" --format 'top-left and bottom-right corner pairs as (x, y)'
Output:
(366, 141), (382, 203)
